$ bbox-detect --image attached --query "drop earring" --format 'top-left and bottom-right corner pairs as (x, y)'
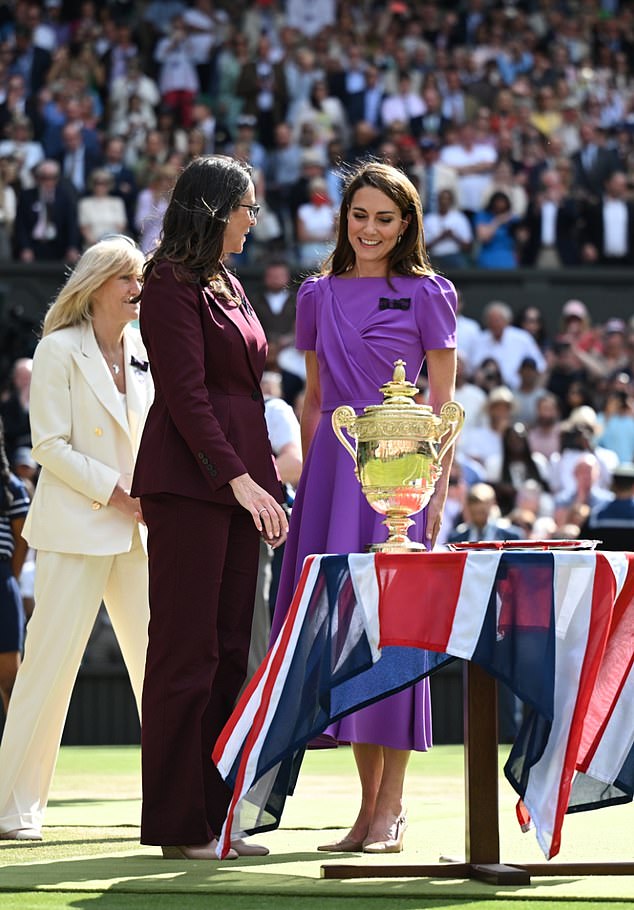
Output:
(397, 233), (403, 243)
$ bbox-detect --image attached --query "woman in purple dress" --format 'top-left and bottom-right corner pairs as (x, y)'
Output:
(271, 161), (458, 854)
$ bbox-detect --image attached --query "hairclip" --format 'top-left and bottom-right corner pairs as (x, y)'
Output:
(172, 197), (228, 222)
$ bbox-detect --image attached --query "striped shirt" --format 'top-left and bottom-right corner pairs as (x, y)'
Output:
(0, 473), (30, 560)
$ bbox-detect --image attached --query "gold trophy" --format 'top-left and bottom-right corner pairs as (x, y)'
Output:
(332, 360), (464, 553)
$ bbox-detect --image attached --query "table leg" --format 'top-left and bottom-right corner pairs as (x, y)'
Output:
(464, 659), (500, 864)
(463, 660), (530, 884)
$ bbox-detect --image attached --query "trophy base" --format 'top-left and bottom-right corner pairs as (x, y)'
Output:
(368, 539), (427, 554)
(367, 514), (427, 553)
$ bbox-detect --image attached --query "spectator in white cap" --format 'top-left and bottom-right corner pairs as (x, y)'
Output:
(559, 299), (600, 353)
(460, 385), (516, 470)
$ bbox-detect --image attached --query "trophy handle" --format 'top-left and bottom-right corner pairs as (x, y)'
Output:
(436, 401), (465, 463)
(331, 405), (358, 465)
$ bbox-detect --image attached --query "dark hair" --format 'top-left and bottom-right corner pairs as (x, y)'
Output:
(144, 155), (252, 282)
(309, 80), (327, 111)
(486, 190), (512, 213)
(607, 389), (629, 410)
(500, 422), (549, 490)
(325, 160), (434, 279)
(513, 304), (548, 348)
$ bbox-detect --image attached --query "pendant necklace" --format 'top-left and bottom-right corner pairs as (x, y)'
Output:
(96, 339), (123, 377)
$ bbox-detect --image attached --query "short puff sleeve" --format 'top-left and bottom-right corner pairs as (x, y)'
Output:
(414, 274), (458, 351)
(294, 276), (320, 352)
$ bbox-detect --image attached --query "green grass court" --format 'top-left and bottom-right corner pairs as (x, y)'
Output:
(0, 744), (632, 909)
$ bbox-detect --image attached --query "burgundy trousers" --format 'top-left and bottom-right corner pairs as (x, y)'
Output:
(140, 493), (260, 845)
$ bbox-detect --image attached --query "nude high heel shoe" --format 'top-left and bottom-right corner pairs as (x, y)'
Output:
(161, 838), (238, 860)
(317, 834), (365, 852)
(230, 837), (269, 856)
(362, 813), (408, 854)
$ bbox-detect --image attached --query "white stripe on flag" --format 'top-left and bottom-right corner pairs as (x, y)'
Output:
(602, 551), (630, 601)
(348, 553), (382, 663)
(555, 552), (602, 639)
(215, 555), (323, 779)
(585, 659), (634, 785)
(446, 550), (502, 659)
(521, 552), (597, 857)
(217, 555), (326, 854)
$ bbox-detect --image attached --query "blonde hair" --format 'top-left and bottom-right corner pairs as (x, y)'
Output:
(42, 236), (145, 337)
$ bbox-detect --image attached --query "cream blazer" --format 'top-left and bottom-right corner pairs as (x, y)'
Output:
(23, 321), (154, 555)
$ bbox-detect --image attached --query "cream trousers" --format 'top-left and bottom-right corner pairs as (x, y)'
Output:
(0, 529), (148, 835)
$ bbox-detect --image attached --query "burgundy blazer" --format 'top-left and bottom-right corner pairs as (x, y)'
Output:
(132, 261), (284, 507)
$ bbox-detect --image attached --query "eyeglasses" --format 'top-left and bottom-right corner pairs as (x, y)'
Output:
(238, 204), (260, 219)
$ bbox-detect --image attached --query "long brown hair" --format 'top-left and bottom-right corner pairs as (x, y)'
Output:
(325, 160), (434, 278)
(143, 155), (252, 284)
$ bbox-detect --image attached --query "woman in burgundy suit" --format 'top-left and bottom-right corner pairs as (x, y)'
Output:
(132, 156), (288, 861)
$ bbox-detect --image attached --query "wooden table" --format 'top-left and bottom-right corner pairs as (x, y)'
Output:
(215, 549), (634, 882)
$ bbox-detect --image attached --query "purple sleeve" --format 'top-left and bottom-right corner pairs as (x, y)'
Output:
(295, 277), (319, 351)
(415, 274), (458, 350)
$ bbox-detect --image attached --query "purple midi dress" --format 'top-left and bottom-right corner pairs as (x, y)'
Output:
(271, 273), (458, 751)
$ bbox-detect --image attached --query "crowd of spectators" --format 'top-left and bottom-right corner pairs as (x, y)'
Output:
(1, 0), (634, 538)
(436, 294), (634, 547)
(2, 0), (634, 266)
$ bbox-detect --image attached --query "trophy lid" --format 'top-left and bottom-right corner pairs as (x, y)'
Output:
(364, 360), (434, 415)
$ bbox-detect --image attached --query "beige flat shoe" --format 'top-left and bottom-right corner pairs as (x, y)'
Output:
(161, 838), (238, 860)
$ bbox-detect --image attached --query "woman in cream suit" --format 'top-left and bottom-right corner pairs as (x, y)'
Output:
(0, 235), (153, 841)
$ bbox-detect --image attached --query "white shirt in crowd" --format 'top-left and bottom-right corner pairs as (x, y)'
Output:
(381, 91), (425, 127)
(603, 199), (628, 257)
(264, 397), (301, 455)
(286, 0), (336, 38)
(464, 325), (546, 390)
(540, 200), (558, 246)
(154, 35), (203, 94)
(456, 313), (481, 358)
(454, 382), (488, 439)
(424, 208), (473, 257)
(439, 142), (497, 211)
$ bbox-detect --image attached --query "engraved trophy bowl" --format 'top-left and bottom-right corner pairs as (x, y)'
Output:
(332, 360), (464, 553)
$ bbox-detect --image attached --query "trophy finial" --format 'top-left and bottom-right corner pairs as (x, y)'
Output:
(379, 359), (418, 403)
(393, 359), (406, 383)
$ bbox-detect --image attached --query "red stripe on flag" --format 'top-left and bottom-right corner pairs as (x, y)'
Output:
(516, 798), (532, 833)
(548, 553), (617, 859)
(213, 630), (273, 764)
(577, 553), (634, 771)
(498, 564), (554, 631)
(375, 552), (468, 651)
(214, 555), (318, 857)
